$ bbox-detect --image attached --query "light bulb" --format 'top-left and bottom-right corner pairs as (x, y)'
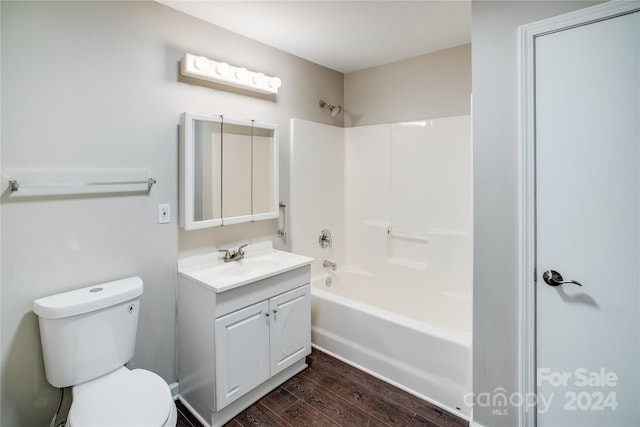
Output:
(194, 56), (210, 71)
(253, 72), (266, 85)
(216, 62), (230, 76)
(269, 77), (282, 90)
(235, 67), (249, 81)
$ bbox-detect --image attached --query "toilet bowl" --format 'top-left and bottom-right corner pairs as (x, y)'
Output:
(67, 367), (177, 427)
(33, 277), (177, 427)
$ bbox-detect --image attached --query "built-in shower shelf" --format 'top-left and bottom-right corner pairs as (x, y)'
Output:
(387, 257), (428, 270)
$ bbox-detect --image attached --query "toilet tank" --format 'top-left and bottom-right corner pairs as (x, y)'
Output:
(33, 276), (143, 388)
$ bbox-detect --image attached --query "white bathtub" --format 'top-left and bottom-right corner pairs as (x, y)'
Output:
(310, 270), (472, 419)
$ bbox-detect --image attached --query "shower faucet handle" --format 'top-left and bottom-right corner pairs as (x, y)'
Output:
(319, 229), (333, 248)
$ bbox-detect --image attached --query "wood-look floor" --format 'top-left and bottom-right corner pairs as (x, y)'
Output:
(176, 348), (468, 427)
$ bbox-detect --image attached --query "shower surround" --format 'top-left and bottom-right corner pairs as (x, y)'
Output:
(290, 117), (472, 418)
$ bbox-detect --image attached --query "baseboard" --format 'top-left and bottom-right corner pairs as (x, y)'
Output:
(469, 421), (486, 427)
(169, 381), (179, 399)
(178, 395), (211, 427)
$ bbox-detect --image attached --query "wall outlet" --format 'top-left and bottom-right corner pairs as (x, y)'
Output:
(158, 203), (170, 224)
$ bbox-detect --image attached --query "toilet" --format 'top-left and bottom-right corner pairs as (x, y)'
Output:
(33, 276), (177, 427)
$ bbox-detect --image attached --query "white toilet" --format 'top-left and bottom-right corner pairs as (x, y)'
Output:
(33, 276), (177, 427)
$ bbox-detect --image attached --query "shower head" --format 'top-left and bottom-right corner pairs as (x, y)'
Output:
(319, 100), (342, 118)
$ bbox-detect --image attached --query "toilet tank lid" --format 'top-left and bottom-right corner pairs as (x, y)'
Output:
(33, 276), (143, 319)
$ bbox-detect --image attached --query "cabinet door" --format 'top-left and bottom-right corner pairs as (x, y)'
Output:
(269, 285), (311, 376)
(215, 300), (270, 410)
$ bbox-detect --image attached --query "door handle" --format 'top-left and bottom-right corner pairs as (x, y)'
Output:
(543, 270), (582, 287)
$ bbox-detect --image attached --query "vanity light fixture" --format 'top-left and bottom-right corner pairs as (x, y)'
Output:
(181, 53), (281, 95)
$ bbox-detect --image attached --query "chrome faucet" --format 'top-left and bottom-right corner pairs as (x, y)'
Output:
(323, 260), (337, 271)
(219, 243), (248, 262)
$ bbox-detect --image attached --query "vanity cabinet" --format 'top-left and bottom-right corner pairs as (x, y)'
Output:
(215, 285), (310, 409)
(176, 252), (312, 427)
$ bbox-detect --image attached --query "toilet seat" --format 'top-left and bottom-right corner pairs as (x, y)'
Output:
(68, 368), (174, 427)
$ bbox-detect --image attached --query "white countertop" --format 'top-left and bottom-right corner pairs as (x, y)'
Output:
(177, 242), (313, 293)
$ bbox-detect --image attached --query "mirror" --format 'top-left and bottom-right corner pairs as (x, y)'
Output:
(221, 121), (252, 224)
(180, 113), (278, 230)
(252, 125), (277, 220)
(194, 118), (222, 223)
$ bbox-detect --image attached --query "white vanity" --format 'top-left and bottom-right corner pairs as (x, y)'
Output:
(176, 242), (313, 427)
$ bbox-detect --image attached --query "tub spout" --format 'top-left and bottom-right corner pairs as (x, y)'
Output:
(323, 260), (337, 271)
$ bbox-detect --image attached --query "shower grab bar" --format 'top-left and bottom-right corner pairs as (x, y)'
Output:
(8, 178), (156, 192)
(387, 227), (428, 244)
(278, 202), (287, 239)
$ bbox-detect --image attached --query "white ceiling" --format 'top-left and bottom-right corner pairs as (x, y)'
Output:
(158, 1), (471, 73)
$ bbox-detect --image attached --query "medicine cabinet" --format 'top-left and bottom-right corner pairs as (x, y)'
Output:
(180, 113), (278, 230)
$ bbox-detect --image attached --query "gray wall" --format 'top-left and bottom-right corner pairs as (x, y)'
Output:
(0, 1), (342, 425)
(471, 2), (600, 426)
(344, 44), (471, 127)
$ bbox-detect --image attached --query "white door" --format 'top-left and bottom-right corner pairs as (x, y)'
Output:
(536, 10), (640, 426)
(214, 300), (270, 410)
(269, 285), (311, 375)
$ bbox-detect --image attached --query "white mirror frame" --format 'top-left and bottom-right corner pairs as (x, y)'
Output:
(179, 113), (279, 230)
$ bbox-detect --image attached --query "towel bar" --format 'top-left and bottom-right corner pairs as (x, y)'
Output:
(8, 177), (156, 193)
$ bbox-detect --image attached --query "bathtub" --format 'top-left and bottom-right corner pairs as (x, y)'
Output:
(310, 270), (472, 419)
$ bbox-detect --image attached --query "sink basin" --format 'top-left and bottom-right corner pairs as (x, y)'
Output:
(205, 259), (280, 277)
(177, 243), (313, 293)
